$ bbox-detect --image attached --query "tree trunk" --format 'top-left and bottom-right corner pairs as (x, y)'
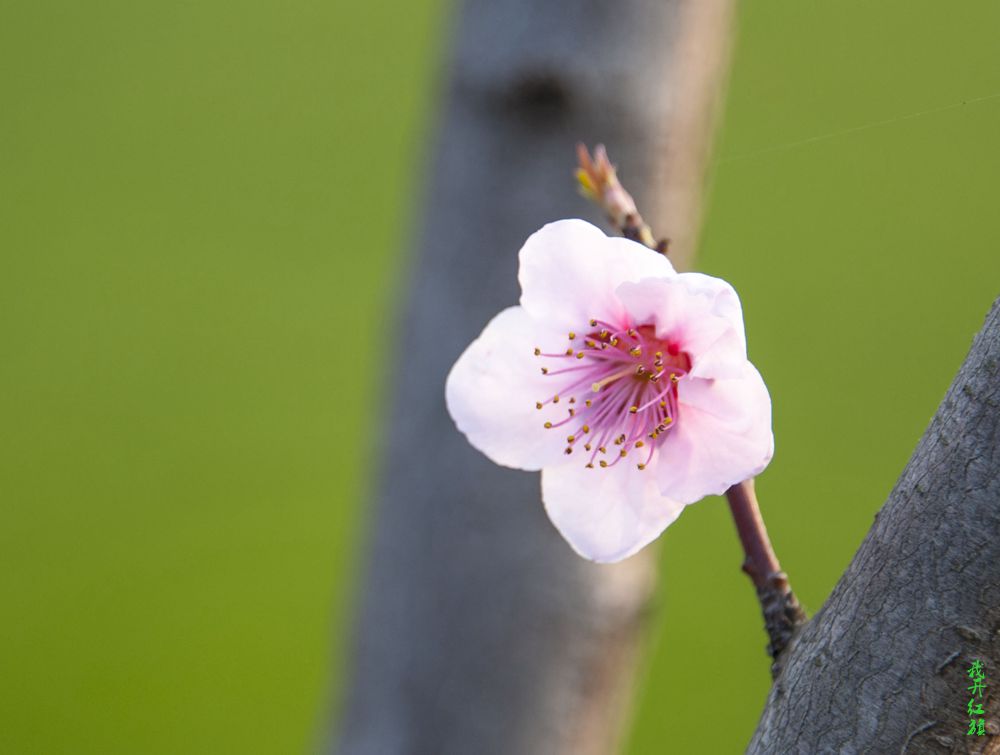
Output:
(333, 1), (735, 753)
(749, 296), (1000, 754)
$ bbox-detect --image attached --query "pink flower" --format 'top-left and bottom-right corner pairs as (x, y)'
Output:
(445, 220), (773, 562)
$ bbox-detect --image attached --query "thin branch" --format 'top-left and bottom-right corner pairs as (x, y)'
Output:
(576, 143), (807, 676)
(725, 479), (805, 675)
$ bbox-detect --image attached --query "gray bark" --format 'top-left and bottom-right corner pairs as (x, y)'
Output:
(749, 297), (1000, 754)
(334, 1), (734, 753)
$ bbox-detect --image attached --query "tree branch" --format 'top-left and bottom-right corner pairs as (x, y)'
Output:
(577, 143), (806, 676)
(726, 479), (806, 673)
(749, 296), (1000, 753)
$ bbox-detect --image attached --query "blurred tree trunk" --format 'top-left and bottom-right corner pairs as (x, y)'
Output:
(749, 297), (1000, 754)
(334, 1), (735, 753)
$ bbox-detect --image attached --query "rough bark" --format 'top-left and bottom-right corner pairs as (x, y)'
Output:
(334, 1), (734, 754)
(749, 297), (1000, 754)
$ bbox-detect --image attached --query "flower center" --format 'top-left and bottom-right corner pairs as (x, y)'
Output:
(535, 320), (690, 470)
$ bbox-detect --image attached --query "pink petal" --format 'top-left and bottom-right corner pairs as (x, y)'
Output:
(653, 364), (774, 504)
(615, 274), (747, 379)
(541, 461), (686, 563)
(518, 219), (676, 331)
(445, 306), (571, 471)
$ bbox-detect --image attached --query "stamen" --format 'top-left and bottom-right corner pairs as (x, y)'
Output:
(591, 366), (635, 392)
(535, 322), (689, 473)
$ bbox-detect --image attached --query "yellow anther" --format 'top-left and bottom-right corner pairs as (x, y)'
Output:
(565, 348), (574, 356)
(564, 447), (573, 455)
(629, 346), (642, 357)
(534, 347), (541, 356)
(589, 318), (598, 327)
(567, 435), (575, 443)
(582, 425), (590, 433)
(585, 399), (592, 407)
(584, 443), (592, 451)
(552, 395), (560, 403)
(568, 331), (576, 340)
(671, 373), (679, 383)
(610, 337), (619, 346)
(627, 328), (637, 338)
(637, 463), (646, 471)
(629, 405), (638, 414)
(576, 352), (584, 359)
(599, 446), (607, 454)
(659, 401), (667, 409)
(568, 397), (576, 404)
(599, 329), (609, 338)
(599, 460), (608, 468)
(541, 367), (548, 374)
(568, 408), (575, 416)
(585, 462), (594, 469)
(544, 421), (553, 429)
(655, 351), (663, 359)
(619, 449), (627, 458)
(635, 440), (644, 448)
(535, 401), (543, 410)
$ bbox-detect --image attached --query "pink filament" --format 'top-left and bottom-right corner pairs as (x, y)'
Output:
(536, 319), (689, 470)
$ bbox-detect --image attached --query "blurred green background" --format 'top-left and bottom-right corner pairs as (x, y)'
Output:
(2, 1), (998, 753)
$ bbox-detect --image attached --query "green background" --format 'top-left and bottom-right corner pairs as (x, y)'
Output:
(2, 1), (998, 753)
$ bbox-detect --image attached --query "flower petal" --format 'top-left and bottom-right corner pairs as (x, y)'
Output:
(653, 363), (774, 504)
(518, 219), (676, 331)
(541, 461), (686, 563)
(445, 306), (571, 471)
(615, 273), (747, 379)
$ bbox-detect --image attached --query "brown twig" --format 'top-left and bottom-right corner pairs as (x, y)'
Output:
(725, 479), (806, 676)
(576, 143), (807, 678)
(576, 144), (668, 252)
